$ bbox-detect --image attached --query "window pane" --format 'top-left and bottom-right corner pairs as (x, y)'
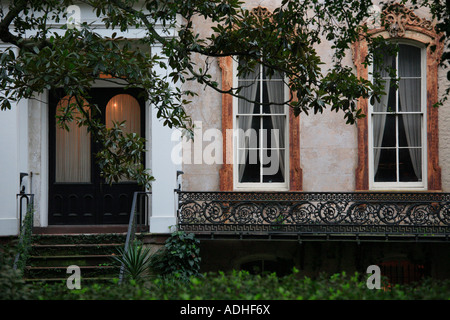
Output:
(238, 149), (260, 183)
(106, 94), (141, 183)
(398, 79), (421, 112)
(373, 114), (396, 148)
(238, 60), (260, 80)
(399, 148), (422, 182)
(238, 116), (260, 149)
(238, 83), (260, 114)
(373, 83), (396, 112)
(399, 114), (421, 147)
(374, 148), (397, 182)
(262, 81), (285, 114)
(263, 66), (283, 80)
(263, 150), (285, 183)
(106, 94), (141, 135)
(55, 96), (91, 183)
(374, 50), (396, 78)
(262, 116), (285, 149)
(398, 44), (421, 78)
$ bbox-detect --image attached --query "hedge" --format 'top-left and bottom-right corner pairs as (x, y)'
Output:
(5, 270), (450, 300)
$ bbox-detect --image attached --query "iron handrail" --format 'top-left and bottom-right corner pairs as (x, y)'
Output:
(13, 194), (35, 271)
(118, 191), (151, 284)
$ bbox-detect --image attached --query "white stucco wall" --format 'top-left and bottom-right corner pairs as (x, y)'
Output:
(0, 43), (28, 235)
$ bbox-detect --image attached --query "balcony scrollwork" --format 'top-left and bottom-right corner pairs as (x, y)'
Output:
(177, 191), (450, 240)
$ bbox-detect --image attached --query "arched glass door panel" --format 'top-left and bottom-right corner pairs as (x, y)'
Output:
(105, 94), (141, 182)
(55, 96), (91, 183)
(106, 94), (141, 135)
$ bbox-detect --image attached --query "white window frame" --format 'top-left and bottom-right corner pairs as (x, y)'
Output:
(368, 40), (428, 190)
(232, 58), (290, 191)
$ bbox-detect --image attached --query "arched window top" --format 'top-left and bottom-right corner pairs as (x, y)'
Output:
(364, 3), (442, 51)
(106, 94), (141, 135)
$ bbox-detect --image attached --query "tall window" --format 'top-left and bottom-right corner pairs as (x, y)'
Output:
(370, 43), (426, 189)
(234, 60), (288, 189)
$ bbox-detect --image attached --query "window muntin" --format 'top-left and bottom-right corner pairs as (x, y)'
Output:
(234, 60), (289, 189)
(370, 43), (426, 189)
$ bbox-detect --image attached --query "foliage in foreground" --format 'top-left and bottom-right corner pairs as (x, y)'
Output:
(149, 231), (202, 282)
(4, 270), (450, 300)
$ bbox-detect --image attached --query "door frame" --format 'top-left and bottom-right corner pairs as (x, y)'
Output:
(45, 81), (151, 226)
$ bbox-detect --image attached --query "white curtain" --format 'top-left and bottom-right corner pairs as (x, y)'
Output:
(106, 94), (141, 135)
(238, 66), (259, 182)
(398, 46), (422, 180)
(55, 96), (91, 183)
(266, 80), (286, 181)
(106, 94), (141, 182)
(373, 53), (394, 176)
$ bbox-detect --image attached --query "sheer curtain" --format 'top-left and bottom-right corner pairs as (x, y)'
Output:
(55, 96), (91, 183)
(398, 46), (422, 181)
(266, 78), (286, 181)
(238, 65), (259, 182)
(106, 94), (141, 135)
(373, 53), (394, 176)
(106, 94), (141, 182)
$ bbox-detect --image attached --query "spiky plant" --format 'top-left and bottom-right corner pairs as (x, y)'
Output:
(113, 242), (152, 283)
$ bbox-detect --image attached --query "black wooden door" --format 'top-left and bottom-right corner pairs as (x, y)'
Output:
(48, 88), (145, 225)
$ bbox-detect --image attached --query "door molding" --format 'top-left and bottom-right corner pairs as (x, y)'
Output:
(47, 83), (148, 225)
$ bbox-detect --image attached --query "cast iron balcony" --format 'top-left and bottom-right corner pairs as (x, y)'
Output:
(176, 191), (450, 242)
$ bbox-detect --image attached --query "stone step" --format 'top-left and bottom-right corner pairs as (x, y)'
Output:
(23, 232), (130, 282)
(30, 243), (124, 256)
(28, 254), (118, 267)
(31, 233), (128, 245)
(25, 277), (118, 284)
(24, 265), (120, 280)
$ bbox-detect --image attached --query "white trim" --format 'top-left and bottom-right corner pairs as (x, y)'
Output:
(368, 40), (427, 191)
(149, 43), (180, 233)
(40, 91), (49, 227)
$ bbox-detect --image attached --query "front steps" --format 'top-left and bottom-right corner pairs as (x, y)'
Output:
(24, 232), (128, 284)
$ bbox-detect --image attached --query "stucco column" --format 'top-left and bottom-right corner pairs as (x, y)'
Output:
(0, 45), (28, 236)
(149, 44), (181, 233)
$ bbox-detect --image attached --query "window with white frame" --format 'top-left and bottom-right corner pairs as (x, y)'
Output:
(234, 60), (289, 189)
(370, 43), (426, 189)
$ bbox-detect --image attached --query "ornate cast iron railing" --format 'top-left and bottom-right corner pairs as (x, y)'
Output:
(177, 191), (450, 240)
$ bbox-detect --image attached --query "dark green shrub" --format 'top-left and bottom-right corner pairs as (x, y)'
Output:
(0, 245), (31, 300)
(13, 204), (34, 273)
(14, 270), (450, 300)
(149, 231), (201, 281)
